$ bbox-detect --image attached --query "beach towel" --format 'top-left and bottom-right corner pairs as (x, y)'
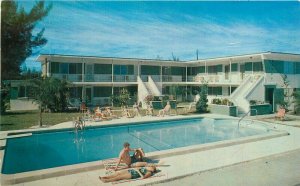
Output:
(103, 158), (128, 171)
(111, 171), (167, 185)
(102, 158), (167, 184)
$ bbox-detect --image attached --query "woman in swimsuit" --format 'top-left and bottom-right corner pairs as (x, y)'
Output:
(99, 165), (156, 183)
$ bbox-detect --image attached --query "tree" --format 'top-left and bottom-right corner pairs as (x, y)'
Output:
(276, 74), (293, 111)
(196, 83), (208, 113)
(0, 83), (11, 114)
(171, 52), (180, 61)
(31, 77), (69, 126)
(293, 90), (300, 115)
(1, 1), (52, 80)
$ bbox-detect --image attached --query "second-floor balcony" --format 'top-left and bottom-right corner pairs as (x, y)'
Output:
(52, 74), (82, 82)
(85, 74), (112, 82)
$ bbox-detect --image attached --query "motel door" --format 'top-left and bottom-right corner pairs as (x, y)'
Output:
(85, 64), (93, 81)
(85, 87), (92, 105)
(225, 65), (230, 80)
(240, 63), (245, 80)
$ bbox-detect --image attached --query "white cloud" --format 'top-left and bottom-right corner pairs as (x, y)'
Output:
(24, 2), (300, 70)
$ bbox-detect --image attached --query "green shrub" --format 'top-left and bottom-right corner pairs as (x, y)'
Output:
(212, 98), (221, 105)
(196, 84), (208, 113)
(249, 100), (257, 105)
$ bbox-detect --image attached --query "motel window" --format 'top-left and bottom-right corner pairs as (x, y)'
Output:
(264, 60), (284, 73)
(50, 62), (60, 73)
(18, 86), (26, 97)
(69, 63), (82, 74)
(162, 66), (171, 75)
(141, 65), (160, 75)
(245, 62), (253, 71)
(231, 63), (238, 72)
(171, 67), (185, 76)
(208, 87), (222, 95)
(207, 66), (215, 74)
(69, 87), (82, 99)
(114, 65), (134, 75)
(94, 64), (112, 74)
(295, 63), (300, 74)
(264, 60), (298, 74)
(284, 62), (295, 74)
(253, 62), (263, 72)
(208, 65), (222, 74)
(189, 66), (205, 75)
(10, 87), (18, 99)
(94, 87), (111, 97)
(60, 63), (68, 74)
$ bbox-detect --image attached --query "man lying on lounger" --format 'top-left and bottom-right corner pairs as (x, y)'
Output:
(115, 142), (145, 171)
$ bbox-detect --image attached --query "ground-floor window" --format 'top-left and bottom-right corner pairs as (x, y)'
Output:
(208, 87), (222, 96)
(94, 87), (111, 97)
(69, 87), (82, 99)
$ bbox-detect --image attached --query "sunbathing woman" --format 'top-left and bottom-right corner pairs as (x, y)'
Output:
(94, 107), (109, 120)
(105, 107), (118, 118)
(99, 165), (157, 183)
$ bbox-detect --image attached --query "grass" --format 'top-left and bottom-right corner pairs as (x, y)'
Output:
(0, 106), (195, 131)
(0, 111), (83, 131)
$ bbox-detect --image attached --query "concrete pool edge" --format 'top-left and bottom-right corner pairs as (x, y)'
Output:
(1, 129), (289, 185)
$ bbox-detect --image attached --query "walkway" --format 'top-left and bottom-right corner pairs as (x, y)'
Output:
(157, 149), (300, 186)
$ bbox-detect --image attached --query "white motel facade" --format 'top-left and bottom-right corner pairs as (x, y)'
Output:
(33, 52), (300, 114)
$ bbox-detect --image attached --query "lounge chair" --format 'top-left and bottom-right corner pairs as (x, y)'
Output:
(133, 102), (141, 117)
(275, 108), (286, 121)
(104, 107), (118, 118)
(158, 102), (171, 117)
(178, 102), (196, 114)
(145, 103), (154, 116)
(122, 106), (134, 118)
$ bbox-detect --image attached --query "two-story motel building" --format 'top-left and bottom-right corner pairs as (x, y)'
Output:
(36, 52), (300, 114)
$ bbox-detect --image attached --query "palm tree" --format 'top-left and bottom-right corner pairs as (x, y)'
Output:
(31, 77), (69, 126)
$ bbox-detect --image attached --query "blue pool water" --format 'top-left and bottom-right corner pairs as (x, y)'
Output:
(2, 118), (269, 174)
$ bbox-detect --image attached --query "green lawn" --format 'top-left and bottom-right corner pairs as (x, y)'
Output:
(0, 106), (192, 131)
(0, 111), (83, 131)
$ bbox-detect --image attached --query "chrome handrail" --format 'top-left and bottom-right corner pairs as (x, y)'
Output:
(238, 109), (258, 128)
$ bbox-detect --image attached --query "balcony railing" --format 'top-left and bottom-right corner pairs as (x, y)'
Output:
(113, 75), (137, 82)
(52, 74), (82, 82)
(162, 75), (183, 82)
(85, 74), (112, 82)
(140, 75), (161, 82)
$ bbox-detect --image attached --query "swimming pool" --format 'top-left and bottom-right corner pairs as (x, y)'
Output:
(2, 118), (275, 174)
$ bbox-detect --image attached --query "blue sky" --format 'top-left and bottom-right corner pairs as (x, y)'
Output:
(20, 1), (300, 71)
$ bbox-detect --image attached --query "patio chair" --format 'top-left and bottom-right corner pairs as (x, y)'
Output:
(158, 102), (171, 117)
(275, 108), (286, 121)
(133, 102), (141, 117)
(145, 103), (154, 116)
(122, 106), (134, 118)
(80, 102), (87, 113)
(83, 108), (94, 121)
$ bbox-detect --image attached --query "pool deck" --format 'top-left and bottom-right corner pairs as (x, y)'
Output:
(1, 114), (300, 186)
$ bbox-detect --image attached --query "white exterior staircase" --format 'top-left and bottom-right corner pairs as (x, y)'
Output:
(137, 76), (162, 108)
(230, 75), (265, 115)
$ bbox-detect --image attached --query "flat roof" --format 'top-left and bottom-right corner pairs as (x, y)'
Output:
(37, 51), (300, 65)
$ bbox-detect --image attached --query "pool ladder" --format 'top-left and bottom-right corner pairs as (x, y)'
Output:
(238, 109), (257, 129)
